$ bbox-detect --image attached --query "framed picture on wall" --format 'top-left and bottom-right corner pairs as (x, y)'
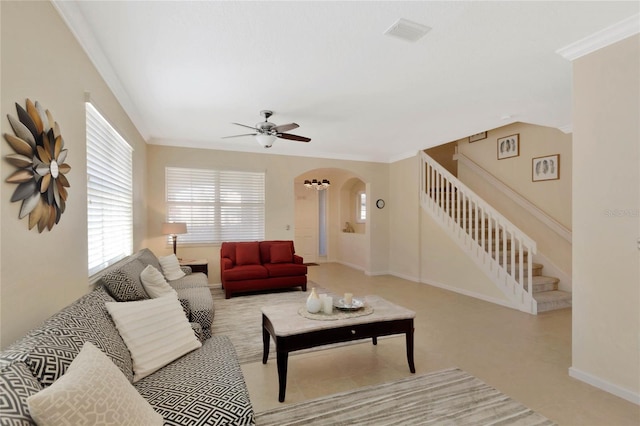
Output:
(497, 134), (519, 160)
(532, 154), (560, 181)
(469, 131), (487, 143)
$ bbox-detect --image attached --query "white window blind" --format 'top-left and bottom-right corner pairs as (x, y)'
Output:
(166, 167), (265, 244)
(86, 102), (133, 276)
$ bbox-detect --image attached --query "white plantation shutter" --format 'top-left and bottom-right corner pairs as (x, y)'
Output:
(166, 167), (264, 244)
(86, 102), (133, 276)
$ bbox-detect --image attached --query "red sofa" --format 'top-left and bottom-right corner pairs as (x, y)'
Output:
(220, 240), (307, 299)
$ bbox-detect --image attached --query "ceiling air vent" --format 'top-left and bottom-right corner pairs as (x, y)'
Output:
(384, 18), (431, 42)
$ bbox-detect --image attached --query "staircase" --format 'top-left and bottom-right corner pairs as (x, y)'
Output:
(420, 152), (571, 314)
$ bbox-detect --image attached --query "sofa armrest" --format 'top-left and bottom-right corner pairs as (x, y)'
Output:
(293, 254), (304, 264)
(221, 258), (233, 271)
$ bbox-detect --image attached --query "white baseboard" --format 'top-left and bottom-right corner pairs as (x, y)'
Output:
(421, 278), (514, 310)
(569, 366), (640, 405)
(388, 271), (420, 283)
(335, 260), (366, 273)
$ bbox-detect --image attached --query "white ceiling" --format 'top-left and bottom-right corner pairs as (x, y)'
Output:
(54, 1), (638, 163)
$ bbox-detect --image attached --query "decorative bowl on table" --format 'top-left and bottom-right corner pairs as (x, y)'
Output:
(334, 298), (364, 311)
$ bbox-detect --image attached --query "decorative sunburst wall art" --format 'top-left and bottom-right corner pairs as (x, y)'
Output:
(4, 99), (71, 232)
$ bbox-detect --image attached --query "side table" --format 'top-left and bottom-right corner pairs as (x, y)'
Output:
(179, 258), (209, 276)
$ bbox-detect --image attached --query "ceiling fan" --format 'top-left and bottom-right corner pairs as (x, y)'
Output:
(222, 110), (311, 148)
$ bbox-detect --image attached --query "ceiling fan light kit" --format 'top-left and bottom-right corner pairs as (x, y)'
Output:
(223, 110), (311, 148)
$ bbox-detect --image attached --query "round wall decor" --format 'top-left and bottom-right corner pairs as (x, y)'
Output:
(4, 99), (71, 232)
(376, 199), (385, 209)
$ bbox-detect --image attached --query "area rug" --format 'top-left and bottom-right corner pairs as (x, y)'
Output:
(210, 284), (327, 364)
(255, 368), (555, 426)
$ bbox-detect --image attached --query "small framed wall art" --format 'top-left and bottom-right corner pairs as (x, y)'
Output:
(497, 134), (519, 160)
(469, 131), (487, 143)
(532, 154), (559, 182)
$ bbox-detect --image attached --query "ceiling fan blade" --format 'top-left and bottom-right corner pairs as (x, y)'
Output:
(221, 133), (257, 139)
(277, 133), (311, 142)
(231, 122), (258, 131)
(272, 123), (299, 133)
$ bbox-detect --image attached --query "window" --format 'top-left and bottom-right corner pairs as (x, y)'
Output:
(86, 103), (133, 276)
(165, 167), (264, 244)
(356, 191), (367, 223)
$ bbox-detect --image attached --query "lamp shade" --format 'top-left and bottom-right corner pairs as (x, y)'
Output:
(162, 222), (187, 235)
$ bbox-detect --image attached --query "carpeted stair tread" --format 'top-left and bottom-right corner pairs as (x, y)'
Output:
(534, 290), (572, 312)
(523, 275), (559, 293)
(506, 262), (543, 276)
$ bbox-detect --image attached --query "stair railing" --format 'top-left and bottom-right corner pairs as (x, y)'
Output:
(419, 151), (538, 314)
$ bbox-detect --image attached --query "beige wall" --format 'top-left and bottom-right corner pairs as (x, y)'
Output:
(0, 1), (148, 348)
(571, 35), (639, 401)
(388, 154), (510, 303)
(457, 123), (573, 286)
(426, 141), (457, 176)
(458, 123), (572, 228)
(388, 156), (421, 281)
(145, 145), (390, 281)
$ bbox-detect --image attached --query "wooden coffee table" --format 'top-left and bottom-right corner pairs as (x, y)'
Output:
(261, 295), (415, 402)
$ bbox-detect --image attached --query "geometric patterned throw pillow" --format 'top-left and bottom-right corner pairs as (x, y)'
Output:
(27, 342), (163, 426)
(101, 269), (148, 302)
(25, 334), (94, 389)
(0, 361), (42, 425)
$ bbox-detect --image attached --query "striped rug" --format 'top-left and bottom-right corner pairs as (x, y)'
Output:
(210, 284), (327, 364)
(255, 368), (555, 426)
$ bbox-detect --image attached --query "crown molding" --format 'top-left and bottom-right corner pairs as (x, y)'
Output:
(557, 13), (640, 61)
(558, 124), (573, 134)
(51, 1), (150, 141)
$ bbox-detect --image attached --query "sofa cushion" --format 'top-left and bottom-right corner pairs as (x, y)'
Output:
(236, 242), (261, 265)
(136, 248), (162, 271)
(27, 342), (163, 426)
(263, 263), (308, 278)
(270, 243), (293, 263)
(101, 261), (149, 302)
(223, 264), (269, 281)
(259, 240), (295, 264)
(42, 287), (134, 383)
(140, 265), (178, 298)
(159, 254), (186, 281)
(106, 296), (202, 382)
(26, 334), (84, 388)
(0, 361), (41, 425)
(134, 335), (254, 426)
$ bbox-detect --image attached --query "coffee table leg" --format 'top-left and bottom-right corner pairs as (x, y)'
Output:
(262, 327), (270, 364)
(406, 326), (416, 373)
(277, 351), (288, 402)
(372, 336), (378, 345)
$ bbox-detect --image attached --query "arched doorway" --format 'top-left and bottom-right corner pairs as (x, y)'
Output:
(294, 169), (368, 267)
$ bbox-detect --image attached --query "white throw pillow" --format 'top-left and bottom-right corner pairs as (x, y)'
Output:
(140, 264), (178, 298)
(105, 296), (201, 382)
(27, 342), (163, 426)
(158, 254), (185, 281)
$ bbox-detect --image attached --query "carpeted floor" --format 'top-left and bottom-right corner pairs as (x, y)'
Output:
(255, 368), (556, 426)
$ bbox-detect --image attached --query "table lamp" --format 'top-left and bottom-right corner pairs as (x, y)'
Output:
(162, 222), (187, 256)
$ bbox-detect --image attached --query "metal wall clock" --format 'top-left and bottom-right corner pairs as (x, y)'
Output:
(4, 99), (71, 232)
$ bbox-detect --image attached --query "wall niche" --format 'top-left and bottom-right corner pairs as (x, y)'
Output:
(340, 177), (366, 234)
